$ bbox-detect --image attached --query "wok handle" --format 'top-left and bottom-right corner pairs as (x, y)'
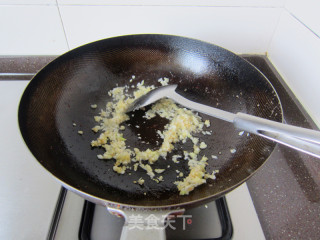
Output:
(107, 207), (185, 240)
(234, 112), (320, 158)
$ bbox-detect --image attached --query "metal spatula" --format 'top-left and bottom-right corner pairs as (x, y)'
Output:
(126, 84), (320, 158)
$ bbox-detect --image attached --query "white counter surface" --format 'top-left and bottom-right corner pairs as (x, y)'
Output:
(0, 81), (60, 239)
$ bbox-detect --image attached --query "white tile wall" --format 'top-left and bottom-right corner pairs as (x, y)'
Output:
(57, 0), (286, 7)
(268, 11), (320, 126)
(59, 6), (282, 54)
(286, 0), (320, 38)
(0, 5), (68, 55)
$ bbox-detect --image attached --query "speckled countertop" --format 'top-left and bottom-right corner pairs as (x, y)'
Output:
(244, 56), (320, 240)
(1, 55), (320, 240)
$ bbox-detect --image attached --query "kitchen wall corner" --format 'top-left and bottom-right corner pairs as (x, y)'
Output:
(267, 9), (320, 127)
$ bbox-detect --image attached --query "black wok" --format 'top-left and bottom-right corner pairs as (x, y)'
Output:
(18, 34), (282, 237)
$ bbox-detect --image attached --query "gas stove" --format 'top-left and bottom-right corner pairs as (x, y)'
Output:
(2, 54), (318, 240)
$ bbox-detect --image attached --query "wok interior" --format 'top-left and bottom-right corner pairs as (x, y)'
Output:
(19, 35), (282, 208)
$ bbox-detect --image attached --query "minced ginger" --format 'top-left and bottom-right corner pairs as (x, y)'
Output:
(90, 77), (218, 195)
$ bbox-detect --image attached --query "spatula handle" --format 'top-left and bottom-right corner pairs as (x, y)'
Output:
(234, 112), (320, 158)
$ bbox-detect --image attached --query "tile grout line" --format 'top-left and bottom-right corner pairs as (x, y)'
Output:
(56, 0), (70, 50)
(288, 10), (320, 39)
(266, 8), (285, 55)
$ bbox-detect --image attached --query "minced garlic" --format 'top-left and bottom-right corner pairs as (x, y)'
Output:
(90, 77), (218, 195)
(204, 120), (210, 127)
(199, 142), (207, 149)
(137, 177), (145, 185)
(155, 169), (165, 174)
